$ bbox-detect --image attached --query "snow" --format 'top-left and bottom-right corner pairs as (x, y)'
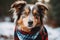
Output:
(0, 21), (60, 40)
(44, 25), (60, 40)
(0, 22), (15, 37)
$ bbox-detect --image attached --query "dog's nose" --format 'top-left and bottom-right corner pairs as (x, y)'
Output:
(28, 21), (33, 25)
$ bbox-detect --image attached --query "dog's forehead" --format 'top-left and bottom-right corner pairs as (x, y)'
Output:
(25, 4), (37, 11)
(28, 5), (34, 10)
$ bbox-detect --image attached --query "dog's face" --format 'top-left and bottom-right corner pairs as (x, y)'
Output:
(11, 1), (48, 32)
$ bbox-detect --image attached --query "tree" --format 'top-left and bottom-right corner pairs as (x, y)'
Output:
(47, 0), (60, 26)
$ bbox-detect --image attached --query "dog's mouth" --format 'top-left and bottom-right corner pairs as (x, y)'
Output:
(26, 25), (34, 29)
(28, 25), (41, 32)
(18, 26), (41, 34)
(27, 24), (38, 29)
(28, 24), (33, 27)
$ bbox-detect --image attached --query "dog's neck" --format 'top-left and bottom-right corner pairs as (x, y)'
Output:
(16, 30), (40, 40)
(16, 25), (43, 34)
(16, 26), (43, 40)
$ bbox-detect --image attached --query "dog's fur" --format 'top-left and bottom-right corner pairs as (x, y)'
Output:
(10, 1), (48, 40)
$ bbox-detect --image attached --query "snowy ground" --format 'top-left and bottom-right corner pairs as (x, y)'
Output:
(44, 25), (60, 40)
(0, 22), (15, 40)
(0, 21), (60, 40)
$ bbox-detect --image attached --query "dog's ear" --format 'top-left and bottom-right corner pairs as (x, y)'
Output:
(10, 1), (27, 12)
(11, 1), (27, 8)
(9, 1), (27, 23)
(35, 2), (48, 14)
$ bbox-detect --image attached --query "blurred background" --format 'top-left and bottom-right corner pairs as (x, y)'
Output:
(0, 0), (60, 40)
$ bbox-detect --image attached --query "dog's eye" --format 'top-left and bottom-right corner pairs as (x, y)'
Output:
(33, 13), (40, 19)
(22, 15), (26, 18)
(23, 11), (29, 16)
(33, 13), (39, 16)
(24, 12), (28, 15)
(36, 16), (39, 19)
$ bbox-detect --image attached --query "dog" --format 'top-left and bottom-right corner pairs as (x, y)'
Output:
(10, 1), (48, 40)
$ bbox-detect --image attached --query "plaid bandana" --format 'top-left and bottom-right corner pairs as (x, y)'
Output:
(14, 27), (48, 40)
(16, 30), (40, 40)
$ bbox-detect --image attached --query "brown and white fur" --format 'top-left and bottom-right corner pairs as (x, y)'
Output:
(10, 1), (48, 40)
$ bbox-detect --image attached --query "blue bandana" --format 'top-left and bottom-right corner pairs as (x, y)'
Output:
(16, 30), (40, 40)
